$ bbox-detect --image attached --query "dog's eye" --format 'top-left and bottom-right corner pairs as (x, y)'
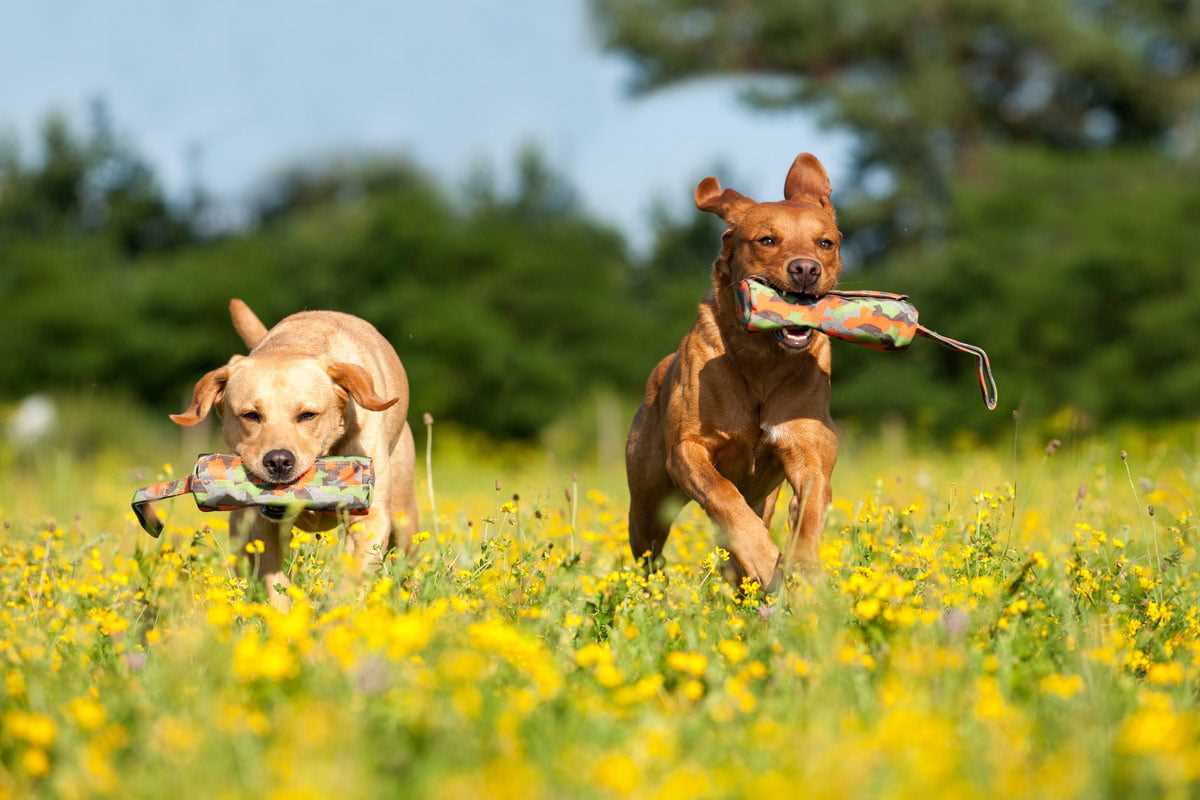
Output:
(818, 238), (836, 250)
(757, 236), (777, 246)
(240, 411), (261, 423)
(297, 411), (318, 422)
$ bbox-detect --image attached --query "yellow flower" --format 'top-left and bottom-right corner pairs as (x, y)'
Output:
(469, 618), (562, 699)
(288, 531), (314, 549)
(614, 674), (663, 706)
(21, 748), (50, 777)
(973, 677), (1015, 721)
(854, 597), (881, 621)
(970, 576), (998, 598)
(717, 639), (748, 665)
(207, 603), (234, 629)
(595, 663), (625, 688)
(1147, 601), (1172, 626)
(575, 642), (614, 669)
(233, 632), (298, 683)
(666, 651), (708, 677)
(740, 661), (766, 680)
(91, 608), (129, 637)
(5, 711), (57, 747)
(1117, 694), (1194, 756)
(593, 751), (640, 795)
(785, 655), (811, 677)
(656, 766), (711, 800)
(724, 676), (757, 713)
(67, 697), (106, 731)
(1147, 661), (1184, 686)
(440, 649), (488, 682)
(1039, 673), (1084, 700)
(388, 611), (435, 658)
(83, 742), (118, 792)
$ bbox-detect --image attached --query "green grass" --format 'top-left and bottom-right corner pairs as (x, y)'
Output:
(0, 404), (1197, 798)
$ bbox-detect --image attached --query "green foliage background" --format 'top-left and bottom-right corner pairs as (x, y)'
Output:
(5, 0), (1200, 440)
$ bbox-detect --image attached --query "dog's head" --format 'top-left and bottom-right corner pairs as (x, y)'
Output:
(697, 153), (842, 351)
(169, 355), (397, 484)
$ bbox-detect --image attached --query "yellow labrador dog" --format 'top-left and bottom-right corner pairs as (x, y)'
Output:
(171, 299), (418, 602)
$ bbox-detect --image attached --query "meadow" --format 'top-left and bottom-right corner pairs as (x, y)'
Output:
(0, 407), (1197, 799)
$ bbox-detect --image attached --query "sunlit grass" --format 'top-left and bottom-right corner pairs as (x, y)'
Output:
(0, 421), (1197, 798)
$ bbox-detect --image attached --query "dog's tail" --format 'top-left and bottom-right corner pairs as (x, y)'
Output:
(229, 298), (269, 349)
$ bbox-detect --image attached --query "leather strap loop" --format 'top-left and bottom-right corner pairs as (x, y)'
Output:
(131, 477), (193, 537)
(917, 325), (999, 411)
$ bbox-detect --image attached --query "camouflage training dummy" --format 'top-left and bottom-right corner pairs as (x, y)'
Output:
(131, 454), (374, 536)
(736, 278), (998, 410)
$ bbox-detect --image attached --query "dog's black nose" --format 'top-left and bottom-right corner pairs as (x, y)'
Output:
(263, 449), (296, 481)
(787, 258), (822, 290)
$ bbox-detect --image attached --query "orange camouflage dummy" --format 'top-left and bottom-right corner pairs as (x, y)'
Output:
(131, 454), (374, 536)
(736, 277), (998, 410)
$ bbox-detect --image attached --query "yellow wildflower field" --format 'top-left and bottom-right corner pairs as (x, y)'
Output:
(0, 427), (1197, 798)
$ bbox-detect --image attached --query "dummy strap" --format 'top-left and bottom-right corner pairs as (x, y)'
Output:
(916, 325), (999, 411)
(131, 478), (194, 538)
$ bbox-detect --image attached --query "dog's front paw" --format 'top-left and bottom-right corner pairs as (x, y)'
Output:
(762, 552), (784, 595)
(725, 541), (782, 595)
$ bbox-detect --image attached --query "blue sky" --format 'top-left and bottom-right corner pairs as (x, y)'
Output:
(1, 1), (847, 248)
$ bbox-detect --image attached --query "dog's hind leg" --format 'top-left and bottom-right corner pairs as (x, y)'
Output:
(389, 422), (419, 552)
(755, 479), (790, 532)
(626, 407), (675, 568)
(758, 485), (783, 530)
(629, 477), (676, 568)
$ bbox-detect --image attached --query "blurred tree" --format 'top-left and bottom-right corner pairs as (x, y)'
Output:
(251, 156), (434, 227)
(0, 101), (194, 255)
(833, 146), (1200, 432)
(4, 100), (1199, 440)
(632, 200), (723, 359)
(592, 0), (1200, 256)
(0, 124), (647, 439)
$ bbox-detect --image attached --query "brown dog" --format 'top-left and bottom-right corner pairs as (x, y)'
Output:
(625, 153), (841, 590)
(171, 300), (418, 602)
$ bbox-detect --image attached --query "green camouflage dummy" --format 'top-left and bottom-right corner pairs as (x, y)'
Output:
(736, 277), (998, 410)
(131, 454), (374, 537)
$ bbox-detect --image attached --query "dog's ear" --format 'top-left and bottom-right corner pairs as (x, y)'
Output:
(327, 362), (399, 412)
(783, 153), (832, 208)
(170, 365), (230, 426)
(695, 176), (753, 222)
